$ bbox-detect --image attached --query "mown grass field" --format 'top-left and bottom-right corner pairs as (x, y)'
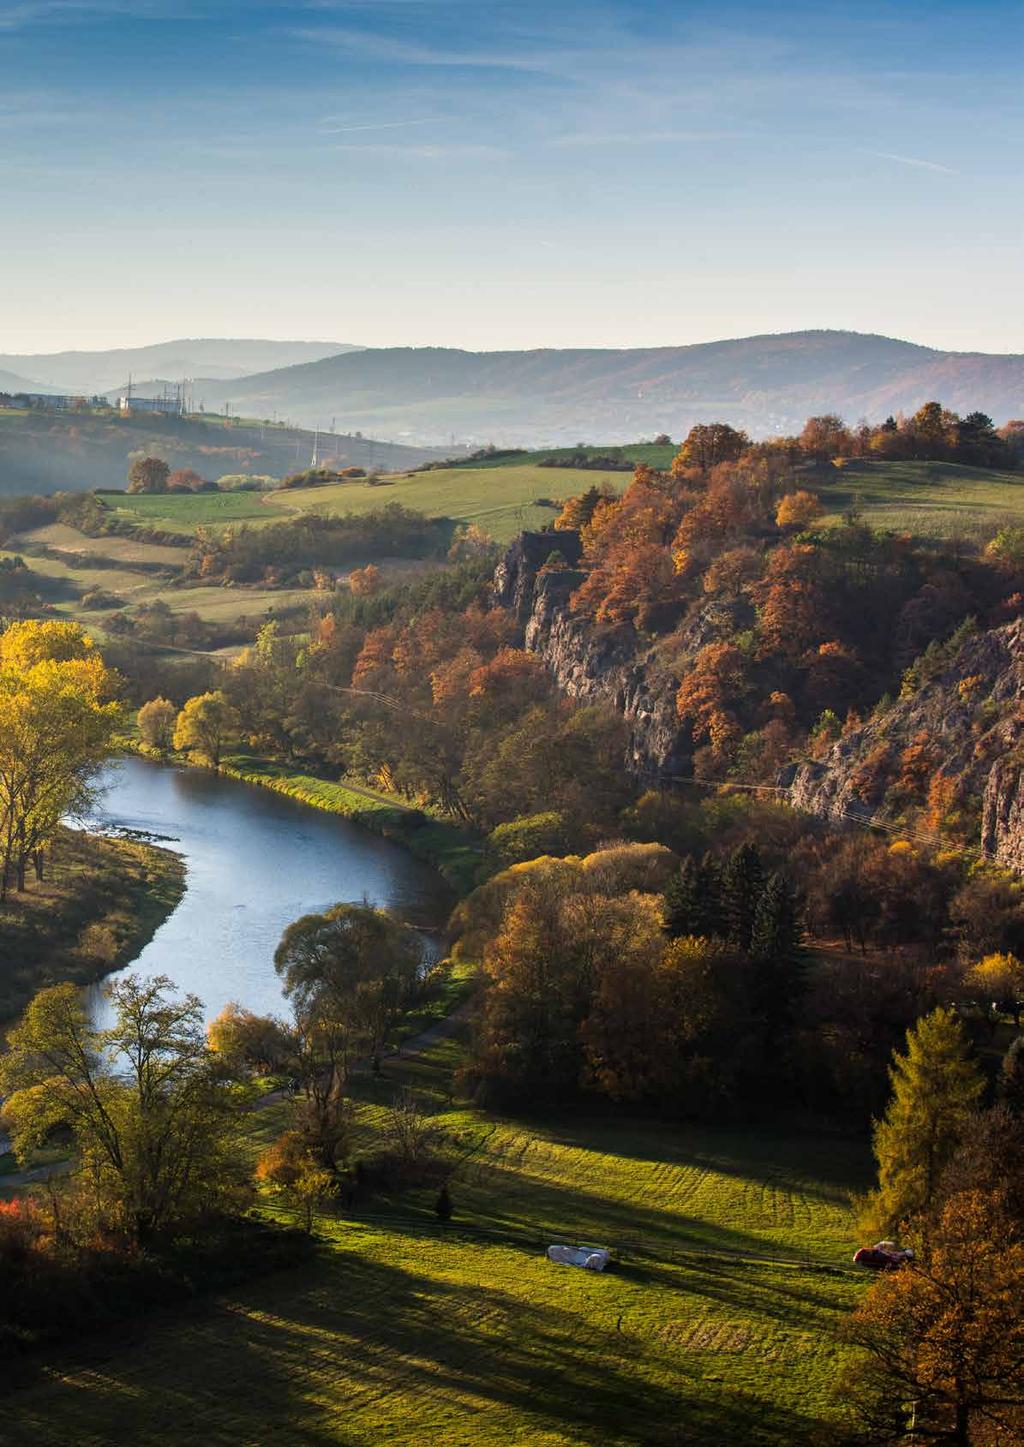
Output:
(3, 1033), (870, 1446)
(818, 459), (1024, 538)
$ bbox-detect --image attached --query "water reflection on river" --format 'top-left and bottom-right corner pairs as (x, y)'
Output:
(84, 756), (453, 1026)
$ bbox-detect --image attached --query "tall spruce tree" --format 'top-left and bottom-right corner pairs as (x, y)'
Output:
(722, 842), (763, 952)
(663, 854), (723, 939)
(750, 873), (805, 1055)
(870, 1008), (984, 1233)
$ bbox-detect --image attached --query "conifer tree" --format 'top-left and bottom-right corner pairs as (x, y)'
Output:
(1000, 1034), (1024, 1115)
(663, 857), (701, 938)
(749, 873), (805, 1055)
(722, 842), (763, 952)
(870, 1008), (984, 1233)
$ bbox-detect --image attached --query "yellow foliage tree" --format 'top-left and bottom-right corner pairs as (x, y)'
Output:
(967, 952), (1024, 1026)
(774, 490), (824, 529)
(0, 620), (120, 894)
(173, 691), (236, 768)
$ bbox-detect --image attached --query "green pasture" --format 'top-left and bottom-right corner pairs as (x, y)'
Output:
(102, 463), (632, 542)
(818, 459), (1024, 539)
(4, 1032), (869, 1446)
(99, 489), (274, 531)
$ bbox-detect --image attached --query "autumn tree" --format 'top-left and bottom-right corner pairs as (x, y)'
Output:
(0, 620), (120, 894)
(671, 422), (750, 476)
(868, 1008), (984, 1234)
(173, 690), (236, 768)
(0, 976), (247, 1243)
(966, 951), (1024, 1027)
(798, 414), (851, 460)
(256, 1130), (334, 1232)
(167, 468), (206, 493)
(348, 563), (381, 597)
(137, 696), (177, 752)
(127, 456), (170, 494)
(774, 490), (823, 530)
(207, 1002), (296, 1076)
(841, 1190), (1024, 1445)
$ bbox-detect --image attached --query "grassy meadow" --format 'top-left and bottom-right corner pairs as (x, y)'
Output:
(99, 455), (1024, 548)
(102, 462), (634, 542)
(3, 1033), (869, 1445)
(818, 458), (1024, 538)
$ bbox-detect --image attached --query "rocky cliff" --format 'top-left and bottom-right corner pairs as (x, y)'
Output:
(785, 615), (1024, 866)
(495, 532), (748, 782)
(495, 532), (691, 778)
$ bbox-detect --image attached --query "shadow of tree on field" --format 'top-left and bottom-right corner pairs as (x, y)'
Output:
(2, 1248), (834, 1447)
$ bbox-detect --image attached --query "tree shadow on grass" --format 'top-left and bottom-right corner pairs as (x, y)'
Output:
(1, 1248), (836, 1447)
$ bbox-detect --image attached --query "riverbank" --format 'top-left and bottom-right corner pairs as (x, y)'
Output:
(0, 826), (185, 1021)
(167, 747), (484, 898)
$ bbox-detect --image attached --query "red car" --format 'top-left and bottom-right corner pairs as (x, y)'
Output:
(853, 1241), (915, 1270)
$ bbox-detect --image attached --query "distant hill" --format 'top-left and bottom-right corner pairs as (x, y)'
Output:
(0, 339), (360, 395)
(186, 331), (1024, 446)
(0, 368), (53, 395)
(0, 412), (444, 498)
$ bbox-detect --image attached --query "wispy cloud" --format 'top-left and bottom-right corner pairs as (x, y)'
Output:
(0, 0), (189, 27)
(290, 26), (557, 73)
(867, 149), (958, 174)
(329, 141), (505, 160)
(548, 129), (741, 150)
(319, 115), (448, 135)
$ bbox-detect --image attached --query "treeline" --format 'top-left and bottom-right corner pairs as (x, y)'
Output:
(185, 504), (451, 585)
(448, 822), (1024, 1120)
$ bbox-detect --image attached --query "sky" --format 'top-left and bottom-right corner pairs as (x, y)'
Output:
(0, 0), (1020, 355)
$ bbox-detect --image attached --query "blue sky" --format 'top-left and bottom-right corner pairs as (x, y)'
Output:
(0, 0), (1020, 354)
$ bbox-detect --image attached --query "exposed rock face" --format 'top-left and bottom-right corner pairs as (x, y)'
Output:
(495, 532), (747, 782)
(785, 616), (1024, 865)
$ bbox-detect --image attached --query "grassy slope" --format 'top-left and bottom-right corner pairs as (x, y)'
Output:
(104, 464), (634, 543)
(818, 459), (1024, 538)
(4, 1035), (869, 1446)
(0, 826), (185, 1021)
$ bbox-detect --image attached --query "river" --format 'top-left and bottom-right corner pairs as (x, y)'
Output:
(83, 755), (454, 1026)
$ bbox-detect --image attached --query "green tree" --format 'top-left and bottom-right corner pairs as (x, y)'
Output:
(869, 1008), (984, 1233)
(137, 695), (177, 752)
(721, 842), (763, 952)
(173, 690), (236, 768)
(663, 854), (723, 939)
(127, 456), (170, 494)
(749, 872), (805, 1060)
(0, 975), (246, 1243)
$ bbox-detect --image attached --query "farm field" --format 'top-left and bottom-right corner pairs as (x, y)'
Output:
(98, 456), (1024, 548)
(818, 459), (1024, 538)
(0, 546), (317, 635)
(97, 489), (274, 531)
(3, 1037), (869, 1446)
(103, 463), (633, 542)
